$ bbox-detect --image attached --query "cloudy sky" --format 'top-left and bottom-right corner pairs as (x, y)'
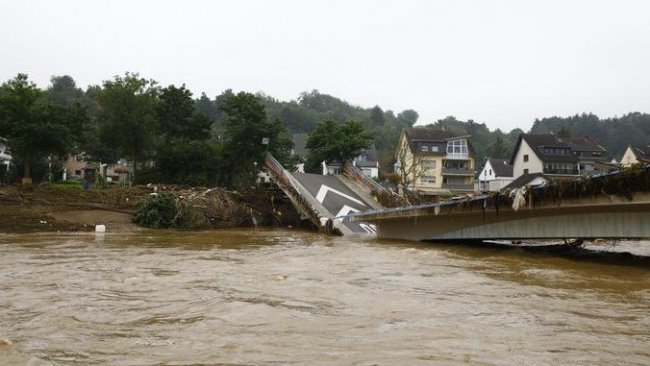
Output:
(1, 0), (648, 131)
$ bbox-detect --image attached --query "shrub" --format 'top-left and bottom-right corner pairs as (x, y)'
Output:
(133, 192), (177, 228)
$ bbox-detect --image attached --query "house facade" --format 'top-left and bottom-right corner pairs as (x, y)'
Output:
(395, 127), (476, 195)
(510, 134), (609, 180)
(477, 158), (514, 192)
(620, 145), (650, 167)
(0, 137), (11, 169)
(353, 148), (379, 179)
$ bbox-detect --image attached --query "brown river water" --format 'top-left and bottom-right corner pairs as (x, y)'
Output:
(1, 229), (649, 365)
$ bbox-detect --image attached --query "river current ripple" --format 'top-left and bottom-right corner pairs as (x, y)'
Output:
(0, 229), (649, 365)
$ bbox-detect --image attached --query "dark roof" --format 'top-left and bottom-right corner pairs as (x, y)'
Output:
(632, 145), (650, 158)
(404, 127), (459, 141)
(502, 173), (547, 190)
(510, 134), (609, 163)
(403, 127), (476, 156)
(565, 137), (606, 152)
(356, 160), (378, 168)
(487, 158), (513, 177)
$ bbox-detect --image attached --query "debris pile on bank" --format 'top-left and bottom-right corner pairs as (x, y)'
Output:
(133, 188), (256, 229)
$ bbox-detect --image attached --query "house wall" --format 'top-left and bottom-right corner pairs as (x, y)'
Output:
(414, 155), (444, 192)
(513, 139), (544, 179)
(361, 167), (379, 179)
(620, 147), (638, 167)
(487, 178), (514, 191)
(479, 160), (496, 181)
(396, 134), (443, 193)
(65, 154), (88, 177)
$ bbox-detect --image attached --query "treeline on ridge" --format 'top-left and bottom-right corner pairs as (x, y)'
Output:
(1, 72), (649, 188)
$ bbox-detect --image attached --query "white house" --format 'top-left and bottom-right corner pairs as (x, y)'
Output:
(509, 134), (610, 181)
(478, 158), (513, 192)
(353, 148), (379, 179)
(620, 145), (650, 167)
(0, 137), (11, 169)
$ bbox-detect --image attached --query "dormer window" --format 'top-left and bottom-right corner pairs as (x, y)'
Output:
(446, 139), (468, 155)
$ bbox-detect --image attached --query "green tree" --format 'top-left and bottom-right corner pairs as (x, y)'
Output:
(158, 84), (211, 142)
(487, 133), (509, 159)
(220, 92), (293, 188)
(96, 73), (158, 178)
(370, 105), (385, 128)
(397, 109), (419, 127)
(145, 84), (217, 186)
(0, 74), (77, 182)
(47, 75), (84, 107)
(305, 119), (372, 173)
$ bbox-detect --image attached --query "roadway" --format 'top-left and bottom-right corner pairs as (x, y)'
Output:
(291, 173), (376, 234)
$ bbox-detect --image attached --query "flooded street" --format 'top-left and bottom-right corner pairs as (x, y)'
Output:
(1, 229), (649, 365)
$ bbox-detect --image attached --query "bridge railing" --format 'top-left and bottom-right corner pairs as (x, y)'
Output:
(343, 162), (407, 208)
(343, 162), (385, 193)
(265, 154), (338, 235)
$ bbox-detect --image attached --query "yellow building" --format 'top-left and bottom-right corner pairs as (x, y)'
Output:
(395, 127), (476, 195)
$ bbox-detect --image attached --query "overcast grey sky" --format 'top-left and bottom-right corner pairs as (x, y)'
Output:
(1, 0), (648, 131)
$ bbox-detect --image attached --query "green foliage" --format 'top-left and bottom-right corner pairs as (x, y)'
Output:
(487, 133), (509, 159)
(305, 120), (373, 172)
(0, 74), (78, 180)
(47, 75), (85, 107)
(530, 113), (650, 158)
(220, 92), (293, 188)
(158, 84), (211, 142)
(149, 141), (220, 186)
(133, 192), (178, 228)
(96, 73), (159, 177)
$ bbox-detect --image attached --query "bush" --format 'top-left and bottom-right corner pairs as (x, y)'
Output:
(133, 192), (177, 228)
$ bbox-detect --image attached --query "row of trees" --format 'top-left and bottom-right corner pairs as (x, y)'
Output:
(0, 73), (297, 188)
(194, 89), (419, 169)
(0, 73), (379, 188)
(3, 71), (646, 188)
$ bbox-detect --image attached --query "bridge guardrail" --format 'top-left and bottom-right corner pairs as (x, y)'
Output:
(265, 154), (338, 235)
(343, 162), (407, 208)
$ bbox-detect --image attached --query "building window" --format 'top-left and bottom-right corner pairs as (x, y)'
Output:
(422, 161), (436, 170)
(421, 146), (428, 152)
(431, 146), (439, 152)
(523, 154), (529, 162)
(421, 175), (436, 183)
(489, 169), (492, 175)
(446, 139), (468, 155)
(524, 169), (529, 175)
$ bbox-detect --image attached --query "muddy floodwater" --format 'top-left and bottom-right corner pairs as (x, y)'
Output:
(1, 229), (649, 365)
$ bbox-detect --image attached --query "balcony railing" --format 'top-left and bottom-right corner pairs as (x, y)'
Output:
(445, 153), (469, 160)
(544, 168), (579, 175)
(442, 167), (474, 176)
(442, 183), (474, 191)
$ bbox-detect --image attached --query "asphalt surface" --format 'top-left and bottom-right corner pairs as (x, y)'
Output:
(291, 173), (376, 234)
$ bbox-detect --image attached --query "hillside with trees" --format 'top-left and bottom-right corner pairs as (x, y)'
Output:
(2, 72), (648, 186)
(530, 113), (650, 158)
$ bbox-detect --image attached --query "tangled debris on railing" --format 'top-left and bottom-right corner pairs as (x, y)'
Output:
(375, 164), (650, 218)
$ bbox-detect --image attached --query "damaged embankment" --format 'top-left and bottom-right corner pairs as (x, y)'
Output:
(0, 184), (304, 233)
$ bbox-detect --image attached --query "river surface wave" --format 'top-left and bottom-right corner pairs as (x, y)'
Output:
(1, 229), (649, 365)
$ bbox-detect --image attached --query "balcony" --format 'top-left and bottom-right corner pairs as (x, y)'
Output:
(442, 183), (474, 192)
(442, 167), (474, 176)
(445, 153), (469, 160)
(543, 168), (579, 176)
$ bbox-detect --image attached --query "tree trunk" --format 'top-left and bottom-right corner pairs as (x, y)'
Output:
(22, 162), (32, 186)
